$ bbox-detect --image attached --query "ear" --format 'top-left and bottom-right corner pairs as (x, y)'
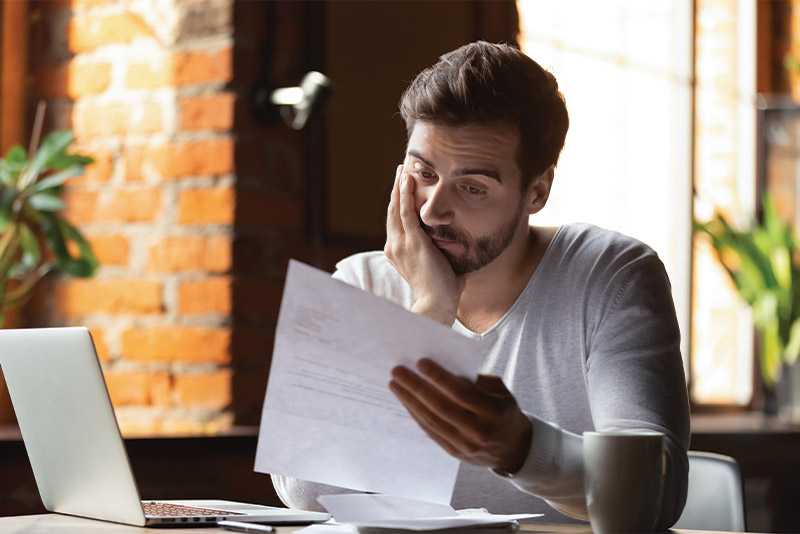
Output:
(524, 165), (555, 215)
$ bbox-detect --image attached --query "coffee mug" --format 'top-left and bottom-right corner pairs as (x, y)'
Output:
(583, 430), (665, 534)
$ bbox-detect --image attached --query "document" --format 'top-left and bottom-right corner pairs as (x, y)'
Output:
(297, 494), (542, 533)
(255, 260), (484, 505)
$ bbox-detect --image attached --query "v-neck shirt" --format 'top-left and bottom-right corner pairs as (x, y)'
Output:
(272, 223), (690, 528)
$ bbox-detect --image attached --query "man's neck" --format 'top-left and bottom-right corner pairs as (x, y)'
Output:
(456, 225), (556, 333)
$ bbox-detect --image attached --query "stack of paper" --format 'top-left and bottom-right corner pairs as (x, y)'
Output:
(294, 494), (541, 534)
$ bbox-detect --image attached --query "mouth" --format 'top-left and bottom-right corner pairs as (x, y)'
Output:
(431, 238), (460, 250)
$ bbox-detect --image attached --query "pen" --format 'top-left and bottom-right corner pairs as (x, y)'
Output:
(217, 520), (277, 533)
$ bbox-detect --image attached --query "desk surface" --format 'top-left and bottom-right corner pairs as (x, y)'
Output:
(0, 514), (763, 534)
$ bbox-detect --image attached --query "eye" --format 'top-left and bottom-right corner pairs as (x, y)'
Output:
(464, 185), (486, 196)
(414, 169), (436, 180)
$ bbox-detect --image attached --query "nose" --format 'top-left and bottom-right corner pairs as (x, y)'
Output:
(418, 182), (454, 227)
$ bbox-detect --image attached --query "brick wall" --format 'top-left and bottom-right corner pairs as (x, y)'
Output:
(24, 0), (347, 435)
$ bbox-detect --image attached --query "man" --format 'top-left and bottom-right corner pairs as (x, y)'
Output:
(273, 41), (689, 528)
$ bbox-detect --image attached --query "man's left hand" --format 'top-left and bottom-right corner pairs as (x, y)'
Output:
(389, 358), (533, 475)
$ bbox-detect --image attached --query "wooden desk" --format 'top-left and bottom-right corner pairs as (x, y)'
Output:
(0, 514), (765, 534)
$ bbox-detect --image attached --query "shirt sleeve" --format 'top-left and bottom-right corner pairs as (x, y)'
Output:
(498, 253), (690, 529)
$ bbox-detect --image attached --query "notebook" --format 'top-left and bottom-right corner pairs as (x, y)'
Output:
(0, 326), (330, 527)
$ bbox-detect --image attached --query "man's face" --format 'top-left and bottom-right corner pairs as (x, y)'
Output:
(403, 122), (530, 275)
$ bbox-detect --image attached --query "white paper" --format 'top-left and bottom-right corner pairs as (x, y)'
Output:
(318, 494), (457, 522)
(255, 260), (484, 505)
(314, 494), (542, 532)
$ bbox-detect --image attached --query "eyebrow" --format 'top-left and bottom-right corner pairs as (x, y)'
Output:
(407, 150), (503, 184)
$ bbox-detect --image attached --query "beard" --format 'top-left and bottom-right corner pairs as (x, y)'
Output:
(420, 204), (524, 275)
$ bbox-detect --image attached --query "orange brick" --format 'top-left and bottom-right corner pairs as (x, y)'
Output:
(146, 234), (233, 273)
(85, 233), (130, 266)
(66, 232), (129, 266)
(159, 414), (233, 435)
(179, 93), (235, 132)
(173, 369), (232, 410)
(73, 101), (162, 139)
(117, 419), (162, 438)
(104, 370), (171, 407)
(126, 139), (234, 181)
(34, 61), (111, 99)
(88, 326), (111, 362)
(56, 279), (163, 316)
(121, 326), (232, 364)
(69, 13), (154, 53)
(63, 188), (161, 224)
(178, 277), (232, 315)
(127, 48), (232, 89)
(178, 187), (235, 225)
(60, 190), (98, 224)
(207, 234), (233, 272)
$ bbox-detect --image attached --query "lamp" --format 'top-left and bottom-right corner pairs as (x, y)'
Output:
(254, 71), (331, 130)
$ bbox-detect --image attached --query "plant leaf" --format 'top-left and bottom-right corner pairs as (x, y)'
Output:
(0, 160), (14, 187)
(5, 145), (27, 165)
(26, 167), (83, 195)
(784, 318), (800, 366)
(18, 222), (41, 268)
(58, 218), (98, 277)
(47, 153), (94, 170)
(41, 214), (98, 278)
(27, 192), (66, 212)
(0, 188), (17, 233)
(28, 131), (74, 179)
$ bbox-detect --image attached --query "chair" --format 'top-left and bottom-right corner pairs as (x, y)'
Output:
(673, 451), (746, 532)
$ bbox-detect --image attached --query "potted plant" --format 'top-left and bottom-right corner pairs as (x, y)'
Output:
(694, 195), (800, 421)
(0, 129), (98, 325)
(0, 122), (99, 425)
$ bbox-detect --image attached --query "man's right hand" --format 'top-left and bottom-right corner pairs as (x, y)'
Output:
(384, 164), (465, 326)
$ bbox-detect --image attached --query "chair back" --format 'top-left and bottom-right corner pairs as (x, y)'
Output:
(673, 451), (746, 532)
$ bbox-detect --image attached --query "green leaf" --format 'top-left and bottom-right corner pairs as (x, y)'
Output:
(760, 319), (782, 387)
(47, 153), (94, 170)
(26, 167), (82, 195)
(28, 131), (74, 179)
(41, 214), (98, 278)
(58, 218), (98, 277)
(27, 192), (66, 212)
(5, 145), (27, 165)
(784, 318), (800, 367)
(0, 160), (14, 187)
(18, 222), (41, 268)
(0, 188), (17, 233)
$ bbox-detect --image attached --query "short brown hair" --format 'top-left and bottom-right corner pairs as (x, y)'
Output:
(399, 41), (569, 189)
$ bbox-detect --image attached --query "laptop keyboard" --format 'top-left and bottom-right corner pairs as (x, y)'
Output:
(143, 501), (244, 518)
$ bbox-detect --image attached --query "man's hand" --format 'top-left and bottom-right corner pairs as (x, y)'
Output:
(389, 358), (533, 475)
(384, 165), (465, 326)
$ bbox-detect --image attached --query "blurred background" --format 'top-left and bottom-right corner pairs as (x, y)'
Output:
(0, 0), (799, 530)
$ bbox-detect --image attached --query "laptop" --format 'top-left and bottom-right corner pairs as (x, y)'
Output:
(0, 327), (330, 527)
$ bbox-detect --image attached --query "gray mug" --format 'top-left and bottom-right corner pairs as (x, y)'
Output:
(583, 430), (665, 534)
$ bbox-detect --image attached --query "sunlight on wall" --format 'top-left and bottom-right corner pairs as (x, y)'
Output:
(518, 0), (758, 405)
(517, 0), (694, 367)
(690, 0), (756, 405)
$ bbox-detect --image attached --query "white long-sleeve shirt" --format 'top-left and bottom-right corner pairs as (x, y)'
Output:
(272, 223), (690, 529)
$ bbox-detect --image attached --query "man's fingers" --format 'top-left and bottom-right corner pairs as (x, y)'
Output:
(391, 365), (493, 443)
(389, 379), (462, 455)
(476, 373), (510, 395)
(386, 164), (404, 236)
(417, 359), (503, 416)
(398, 172), (428, 242)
